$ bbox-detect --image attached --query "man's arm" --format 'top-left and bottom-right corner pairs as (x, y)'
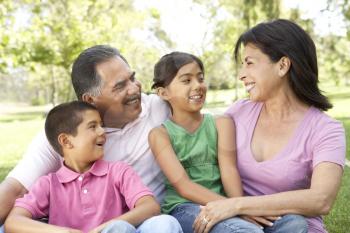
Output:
(0, 178), (27, 224)
(1, 130), (62, 224)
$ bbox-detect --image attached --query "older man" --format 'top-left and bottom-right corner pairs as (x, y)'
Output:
(0, 45), (182, 233)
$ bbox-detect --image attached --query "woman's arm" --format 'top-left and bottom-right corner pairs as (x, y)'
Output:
(5, 207), (81, 233)
(89, 195), (160, 232)
(215, 116), (243, 197)
(148, 127), (225, 205)
(194, 162), (343, 233)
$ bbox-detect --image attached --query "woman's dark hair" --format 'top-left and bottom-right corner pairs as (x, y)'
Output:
(152, 52), (204, 89)
(234, 19), (332, 111)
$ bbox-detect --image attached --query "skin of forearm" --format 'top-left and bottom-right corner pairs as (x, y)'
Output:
(232, 189), (334, 217)
(0, 178), (27, 224)
(220, 168), (243, 198)
(176, 179), (225, 205)
(5, 214), (75, 233)
(111, 196), (160, 227)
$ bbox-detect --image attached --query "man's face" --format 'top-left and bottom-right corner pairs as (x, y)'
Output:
(91, 56), (142, 128)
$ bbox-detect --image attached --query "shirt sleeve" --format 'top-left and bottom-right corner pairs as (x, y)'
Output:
(7, 130), (62, 190)
(14, 175), (51, 219)
(114, 163), (154, 209)
(312, 118), (346, 168)
(146, 94), (171, 127)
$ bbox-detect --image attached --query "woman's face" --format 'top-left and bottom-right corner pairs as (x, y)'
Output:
(238, 43), (284, 102)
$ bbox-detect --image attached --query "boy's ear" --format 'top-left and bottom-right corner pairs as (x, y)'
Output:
(278, 56), (291, 77)
(82, 93), (95, 105)
(156, 87), (170, 101)
(58, 133), (73, 149)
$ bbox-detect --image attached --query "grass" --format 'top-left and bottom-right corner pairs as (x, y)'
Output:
(0, 86), (349, 231)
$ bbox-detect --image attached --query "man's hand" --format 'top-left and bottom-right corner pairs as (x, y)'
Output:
(0, 178), (27, 224)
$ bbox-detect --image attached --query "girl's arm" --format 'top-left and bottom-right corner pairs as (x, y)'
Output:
(148, 127), (225, 205)
(215, 116), (243, 197)
(89, 195), (160, 233)
(194, 162), (343, 233)
(5, 207), (81, 233)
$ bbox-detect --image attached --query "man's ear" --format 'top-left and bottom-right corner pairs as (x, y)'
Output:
(82, 93), (95, 105)
(58, 133), (73, 149)
(278, 56), (291, 77)
(156, 87), (170, 101)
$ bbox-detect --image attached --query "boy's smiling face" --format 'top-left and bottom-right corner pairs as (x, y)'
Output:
(63, 109), (106, 172)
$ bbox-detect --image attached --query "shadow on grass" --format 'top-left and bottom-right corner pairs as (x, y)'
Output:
(0, 112), (46, 123)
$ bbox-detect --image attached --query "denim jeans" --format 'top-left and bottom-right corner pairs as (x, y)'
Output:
(1, 215), (182, 233)
(0, 224), (3, 233)
(263, 214), (308, 233)
(170, 203), (262, 233)
(170, 203), (307, 233)
(103, 214), (183, 233)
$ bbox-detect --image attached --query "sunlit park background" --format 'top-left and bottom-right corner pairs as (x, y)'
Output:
(0, 0), (349, 231)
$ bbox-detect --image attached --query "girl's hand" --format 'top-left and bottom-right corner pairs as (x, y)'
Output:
(193, 201), (237, 233)
(240, 215), (281, 229)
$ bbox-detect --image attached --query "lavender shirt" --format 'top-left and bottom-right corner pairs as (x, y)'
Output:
(225, 99), (345, 233)
(15, 160), (153, 233)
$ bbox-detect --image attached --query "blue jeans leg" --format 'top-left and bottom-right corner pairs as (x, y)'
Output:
(101, 220), (136, 233)
(264, 214), (308, 233)
(170, 202), (263, 233)
(0, 224), (4, 233)
(136, 214), (183, 233)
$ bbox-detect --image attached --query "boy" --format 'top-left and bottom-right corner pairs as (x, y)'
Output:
(5, 101), (160, 233)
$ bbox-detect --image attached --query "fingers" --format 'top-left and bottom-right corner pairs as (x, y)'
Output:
(264, 216), (282, 221)
(241, 215), (264, 229)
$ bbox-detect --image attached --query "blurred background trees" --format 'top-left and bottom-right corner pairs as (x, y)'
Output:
(0, 0), (349, 105)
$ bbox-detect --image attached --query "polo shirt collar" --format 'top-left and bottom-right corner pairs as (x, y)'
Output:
(56, 159), (109, 183)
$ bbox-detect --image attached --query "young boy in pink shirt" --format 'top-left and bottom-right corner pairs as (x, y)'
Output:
(5, 101), (160, 233)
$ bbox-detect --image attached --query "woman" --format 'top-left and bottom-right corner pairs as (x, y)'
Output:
(194, 19), (345, 233)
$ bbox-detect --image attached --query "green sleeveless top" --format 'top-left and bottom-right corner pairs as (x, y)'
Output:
(161, 114), (225, 213)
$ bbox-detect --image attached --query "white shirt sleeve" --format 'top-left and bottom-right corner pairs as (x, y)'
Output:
(7, 130), (62, 190)
(145, 94), (171, 127)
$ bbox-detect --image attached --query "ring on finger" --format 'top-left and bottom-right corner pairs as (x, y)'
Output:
(202, 216), (209, 225)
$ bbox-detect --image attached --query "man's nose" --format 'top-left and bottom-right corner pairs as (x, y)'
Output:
(127, 80), (141, 94)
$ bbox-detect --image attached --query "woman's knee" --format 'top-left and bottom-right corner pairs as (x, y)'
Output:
(211, 217), (264, 233)
(271, 214), (308, 233)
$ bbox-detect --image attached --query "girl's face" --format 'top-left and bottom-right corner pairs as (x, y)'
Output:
(163, 61), (207, 114)
(238, 43), (285, 102)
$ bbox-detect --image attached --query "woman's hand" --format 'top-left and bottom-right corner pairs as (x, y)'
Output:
(193, 200), (237, 233)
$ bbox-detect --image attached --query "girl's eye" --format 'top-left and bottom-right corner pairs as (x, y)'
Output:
(182, 79), (190, 83)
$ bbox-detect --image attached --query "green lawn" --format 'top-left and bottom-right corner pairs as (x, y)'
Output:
(0, 87), (349, 232)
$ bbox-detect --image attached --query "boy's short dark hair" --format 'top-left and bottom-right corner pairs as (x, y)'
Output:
(45, 101), (98, 155)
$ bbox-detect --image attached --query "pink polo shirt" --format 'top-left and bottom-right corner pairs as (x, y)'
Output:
(15, 160), (153, 233)
(225, 99), (346, 233)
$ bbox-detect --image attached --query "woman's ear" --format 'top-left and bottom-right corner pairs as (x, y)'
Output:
(278, 56), (291, 77)
(58, 133), (73, 150)
(156, 87), (170, 101)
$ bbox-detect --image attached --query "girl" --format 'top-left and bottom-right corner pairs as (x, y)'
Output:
(148, 52), (261, 233)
